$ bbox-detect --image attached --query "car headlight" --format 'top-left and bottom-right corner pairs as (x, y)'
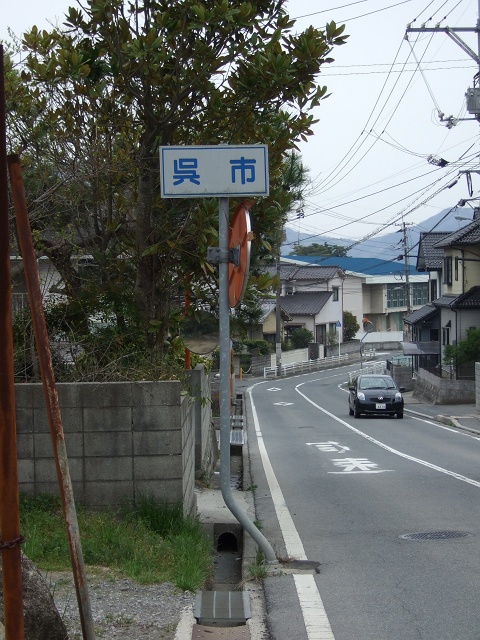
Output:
(395, 392), (402, 401)
(357, 392), (365, 401)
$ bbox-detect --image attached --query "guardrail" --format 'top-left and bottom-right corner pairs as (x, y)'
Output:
(264, 353), (351, 379)
(348, 361), (387, 384)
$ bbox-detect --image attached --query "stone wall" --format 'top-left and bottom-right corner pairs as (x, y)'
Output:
(15, 368), (213, 516)
(413, 368), (475, 405)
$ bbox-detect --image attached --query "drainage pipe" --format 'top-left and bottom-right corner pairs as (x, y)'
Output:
(218, 197), (276, 564)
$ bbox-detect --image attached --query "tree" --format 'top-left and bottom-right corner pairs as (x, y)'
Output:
(290, 327), (314, 349)
(343, 310), (359, 342)
(7, 1), (348, 376)
(288, 242), (348, 257)
(444, 328), (480, 366)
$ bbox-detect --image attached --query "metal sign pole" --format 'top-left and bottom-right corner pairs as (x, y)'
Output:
(218, 198), (276, 563)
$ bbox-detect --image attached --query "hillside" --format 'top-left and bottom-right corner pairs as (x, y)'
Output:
(282, 207), (473, 261)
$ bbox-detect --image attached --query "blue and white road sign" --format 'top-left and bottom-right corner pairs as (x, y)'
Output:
(159, 145), (269, 198)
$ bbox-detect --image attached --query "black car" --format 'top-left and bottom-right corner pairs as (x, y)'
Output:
(348, 374), (405, 419)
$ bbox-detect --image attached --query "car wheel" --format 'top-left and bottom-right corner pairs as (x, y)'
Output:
(397, 412), (404, 419)
(354, 406), (361, 418)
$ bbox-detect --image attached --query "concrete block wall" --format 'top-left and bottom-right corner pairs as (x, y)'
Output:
(389, 364), (415, 392)
(413, 368), (475, 405)
(187, 366), (218, 481)
(476, 363), (480, 412)
(15, 379), (201, 516)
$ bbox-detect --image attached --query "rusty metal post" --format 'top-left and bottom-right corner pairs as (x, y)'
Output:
(0, 45), (25, 640)
(7, 154), (96, 640)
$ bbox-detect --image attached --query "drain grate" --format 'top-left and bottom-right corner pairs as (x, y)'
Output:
(400, 531), (473, 541)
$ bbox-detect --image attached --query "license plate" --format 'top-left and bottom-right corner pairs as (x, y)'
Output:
(376, 403), (386, 410)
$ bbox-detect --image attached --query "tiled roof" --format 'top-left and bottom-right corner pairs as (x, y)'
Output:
(279, 291), (333, 315)
(290, 266), (343, 281)
(262, 264), (342, 282)
(416, 232), (451, 271)
(451, 285), (480, 308)
(404, 304), (438, 326)
(433, 287), (480, 309)
(258, 300), (292, 323)
(433, 219), (480, 248)
(433, 295), (458, 307)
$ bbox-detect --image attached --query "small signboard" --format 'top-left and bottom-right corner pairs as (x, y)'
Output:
(159, 144), (269, 198)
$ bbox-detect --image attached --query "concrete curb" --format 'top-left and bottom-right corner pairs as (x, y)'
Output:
(405, 407), (480, 436)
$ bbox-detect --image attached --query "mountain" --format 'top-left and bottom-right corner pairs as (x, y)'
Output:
(282, 207), (474, 261)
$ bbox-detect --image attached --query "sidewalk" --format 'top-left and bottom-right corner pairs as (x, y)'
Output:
(403, 390), (480, 435)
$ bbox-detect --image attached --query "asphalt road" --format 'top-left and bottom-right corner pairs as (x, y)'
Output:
(245, 361), (480, 640)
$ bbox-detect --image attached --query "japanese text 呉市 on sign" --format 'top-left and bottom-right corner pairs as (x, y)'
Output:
(159, 145), (269, 198)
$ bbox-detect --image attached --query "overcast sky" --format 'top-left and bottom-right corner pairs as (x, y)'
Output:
(2, 0), (479, 249)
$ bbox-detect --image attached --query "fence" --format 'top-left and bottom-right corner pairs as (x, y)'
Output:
(348, 361), (387, 384)
(264, 353), (351, 378)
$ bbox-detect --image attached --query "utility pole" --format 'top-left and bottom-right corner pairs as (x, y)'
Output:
(402, 221), (412, 316)
(396, 221), (412, 340)
(406, 2), (480, 124)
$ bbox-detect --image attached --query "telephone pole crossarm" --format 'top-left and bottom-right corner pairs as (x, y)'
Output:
(406, 27), (480, 65)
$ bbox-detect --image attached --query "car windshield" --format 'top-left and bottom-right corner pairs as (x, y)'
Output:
(359, 377), (396, 390)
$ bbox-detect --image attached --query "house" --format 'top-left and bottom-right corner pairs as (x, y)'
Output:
(404, 216), (480, 379)
(259, 263), (346, 345)
(248, 299), (292, 344)
(282, 255), (429, 337)
(415, 231), (451, 301)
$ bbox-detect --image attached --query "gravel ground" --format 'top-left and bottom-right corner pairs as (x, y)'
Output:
(45, 569), (194, 640)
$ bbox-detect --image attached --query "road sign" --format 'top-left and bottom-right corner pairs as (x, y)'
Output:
(335, 321), (341, 327)
(159, 144), (269, 198)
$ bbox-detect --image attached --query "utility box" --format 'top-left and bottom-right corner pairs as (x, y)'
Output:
(466, 87), (480, 115)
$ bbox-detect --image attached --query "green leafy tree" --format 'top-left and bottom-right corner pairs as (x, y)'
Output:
(7, 1), (347, 376)
(444, 328), (480, 366)
(289, 242), (348, 257)
(290, 327), (314, 349)
(343, 310), (359, 342)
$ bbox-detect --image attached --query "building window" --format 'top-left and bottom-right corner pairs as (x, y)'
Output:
(332, 286), (339, 301)
(411, 283), (428, 306)
(443, 256), (452, 285)
(387, 284), (406, 308)
(442, 327), (450, 346)
(430, 280), (437, 302)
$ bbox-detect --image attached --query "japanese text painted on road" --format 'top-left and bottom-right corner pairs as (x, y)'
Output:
(159, 145), (269, 198)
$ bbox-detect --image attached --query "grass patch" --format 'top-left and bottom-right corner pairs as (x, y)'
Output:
(19, 493), (212, 591)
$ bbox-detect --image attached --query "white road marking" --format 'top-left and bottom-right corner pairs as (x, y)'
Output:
(248, 384), (335, 640)
(307, 442), (350, 453)
(295, 384), (480, 489)
(410, 415), (458, 432)
(329, 458), (393, 473)
(294, 574), (335, 640)
(273, 401), (294, 406)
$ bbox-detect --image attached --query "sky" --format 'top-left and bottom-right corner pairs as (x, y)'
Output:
(2, 0), (480, 251)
